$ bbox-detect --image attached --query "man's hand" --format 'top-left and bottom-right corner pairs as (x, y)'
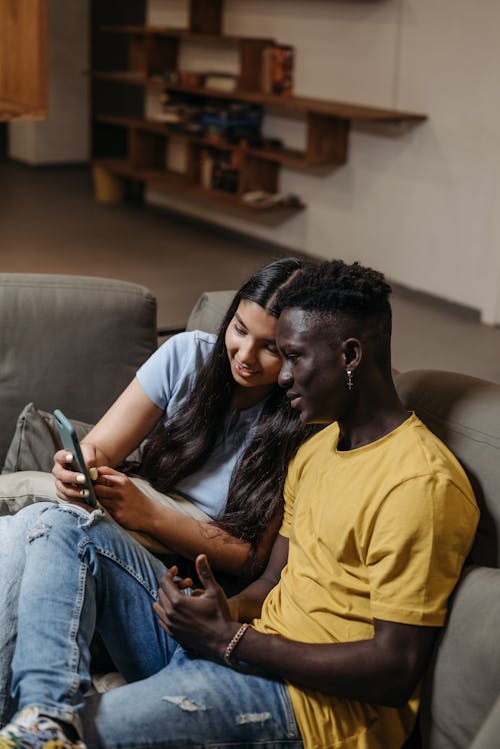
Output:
(153, 554), (240, 660)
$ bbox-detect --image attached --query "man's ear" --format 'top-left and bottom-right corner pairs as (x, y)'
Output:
(341, 338), (362, 371)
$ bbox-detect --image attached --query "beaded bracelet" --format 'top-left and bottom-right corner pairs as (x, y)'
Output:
(223, 623), (250, 666)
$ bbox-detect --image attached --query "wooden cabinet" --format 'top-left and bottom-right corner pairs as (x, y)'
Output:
(91, 0), (426, 214)
(0, 0), (47, 121)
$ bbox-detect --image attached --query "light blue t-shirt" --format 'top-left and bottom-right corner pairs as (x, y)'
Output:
(136, 330), (265, 518)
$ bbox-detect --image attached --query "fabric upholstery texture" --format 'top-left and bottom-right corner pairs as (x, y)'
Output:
(420, 566), (500, 749)
(395, 369), (500, 748)
(0, 273), (157, 469)
(2, 402), (92, 475)
(469, 694), (500, 749)
(395, 369), (500, 567)
(186, 290), (234, 334)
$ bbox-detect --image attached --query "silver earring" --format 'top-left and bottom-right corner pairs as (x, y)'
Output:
(346, 369), (354, 391)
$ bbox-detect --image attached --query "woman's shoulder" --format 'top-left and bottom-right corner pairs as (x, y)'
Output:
(137, 330), (218, 409)
(160, 329), (217, 363)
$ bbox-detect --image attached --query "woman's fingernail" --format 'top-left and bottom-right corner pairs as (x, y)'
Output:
(89, 467), (98, 481)
(65, 453), (73, 463)
(76, 474), (86, 484)
(80, 489), (89, 498)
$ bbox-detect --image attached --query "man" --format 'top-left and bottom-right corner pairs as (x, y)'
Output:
(1, 261), (478, 749)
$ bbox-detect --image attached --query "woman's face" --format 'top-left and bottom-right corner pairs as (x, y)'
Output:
(225, 299), (282, 390)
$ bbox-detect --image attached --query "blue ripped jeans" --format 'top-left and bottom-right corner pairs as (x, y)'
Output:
(5, 503), (302, 748)
(0, 503), (50, 725)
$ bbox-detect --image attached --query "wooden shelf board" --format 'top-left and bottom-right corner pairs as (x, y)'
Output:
(166, 84), (427, 123)
(148, 176), (305, 214)
(96, 114), (172, 134)
(92, 158), (305, 215)
(99, 25), (274, 45)
(246, 146), (317, 168)
(94, 115), (339, 166)
(92, 75), (426, 124)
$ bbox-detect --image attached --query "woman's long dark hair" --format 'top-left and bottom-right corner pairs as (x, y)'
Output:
(137, 257), (316, 574)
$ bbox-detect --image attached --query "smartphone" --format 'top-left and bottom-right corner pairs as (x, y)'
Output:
(53, 409), (98, 508)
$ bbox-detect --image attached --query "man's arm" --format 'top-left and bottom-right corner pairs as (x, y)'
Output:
(228, 533), (289, 621)
(154, 533), (289, 636)
(155, 551), (438, 708)
(227, 616), (437, 707)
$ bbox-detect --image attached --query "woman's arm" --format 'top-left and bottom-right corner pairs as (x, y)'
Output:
(150, 501), (283, 577)
(52, 378), (163, 499)
(82, 377), (163, 466)
(94, 469), (284, 577)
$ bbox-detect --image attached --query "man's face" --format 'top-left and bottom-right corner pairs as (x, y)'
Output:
(276, 308), (347, 424)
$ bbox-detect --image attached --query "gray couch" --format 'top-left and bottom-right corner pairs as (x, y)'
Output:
(1, 278), (498, 748)
(396, 370), (500, 748)
(0, 273), (157, 470)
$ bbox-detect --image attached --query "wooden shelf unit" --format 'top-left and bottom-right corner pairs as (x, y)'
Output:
(91, 1), (427, 214)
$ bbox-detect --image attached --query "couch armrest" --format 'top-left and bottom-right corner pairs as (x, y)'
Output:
(186, 290), (235, 335)
(0, 273), (157, 468)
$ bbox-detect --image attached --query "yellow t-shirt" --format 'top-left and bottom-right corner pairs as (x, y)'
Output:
(252, 413), (479, 749)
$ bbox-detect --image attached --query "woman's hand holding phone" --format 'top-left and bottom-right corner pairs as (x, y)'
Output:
(52, 409), (100, 508)
(52, 443), (99, 505)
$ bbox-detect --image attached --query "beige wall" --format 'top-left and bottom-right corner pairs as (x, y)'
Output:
(147, 0), (500, 325)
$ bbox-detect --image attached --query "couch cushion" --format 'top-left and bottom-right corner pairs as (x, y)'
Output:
(395, 369), (500, 567)
(186, 290), (235, 334)
(2, 402), (93, 475)
(2, 402), (144, 476)
(0, 274), (157, 469)
(419, 566), (500, 749)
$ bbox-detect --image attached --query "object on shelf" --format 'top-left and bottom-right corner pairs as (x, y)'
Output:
(153, 92), (264, 144)
(242, 190), (303, 209)
(200, 149), (214, 189)
(93, 166), (124, 204)
(161, 70), (238, 93)
(262, 44), (294, 96)
(241, 135), (283, 151)
(201, 101), (263, 142)
(166, 70), (205, 88)
(210, 150), (240, 194)
(203, 72), (238, 93)
(167, 138), (189, 174)
(153, 92), (203, 127)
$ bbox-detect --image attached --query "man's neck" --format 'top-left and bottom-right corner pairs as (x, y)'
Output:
(337, 383), (409, 451)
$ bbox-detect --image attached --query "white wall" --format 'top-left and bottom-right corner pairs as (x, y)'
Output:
(8, 0), (89, 165)
(146, 0), (500, 324)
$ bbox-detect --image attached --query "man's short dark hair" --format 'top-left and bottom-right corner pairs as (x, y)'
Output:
(273, 260), (393, 372)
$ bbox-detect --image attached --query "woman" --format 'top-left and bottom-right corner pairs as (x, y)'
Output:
(51, 256), (311, 577)
(0, 257), (316, 738)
